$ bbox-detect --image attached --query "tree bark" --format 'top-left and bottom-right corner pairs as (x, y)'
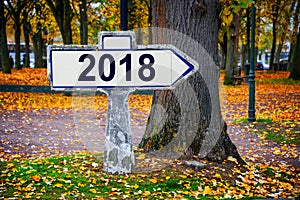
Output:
(139, 0), (244, 164)
(269, 0), (281, 71)
(289, 1), (300, 63)
(245, 7), (251, 64)
(289, 27), (300, 80)
(32, 31), (43, 68)
(275, 43), (283, 63)
(22, 14), (31, 68)
(14, 16), (22, 69)
(0, 0), (11, 74)
(46, 0), (73, 44)
(32, 1), (43, 68)
(79, 0), (88, 45)
(224, 13), (239, 85)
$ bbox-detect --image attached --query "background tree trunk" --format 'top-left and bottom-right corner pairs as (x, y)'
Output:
(269, 0), (281, 71)
(224, 13), (239, 85)
(0, 0), (11, 74)
(14, 17), (22, 69)
(289, 1), (300, 63)
(139, 0), (244, 164)
(22, 15), (31, 68)
(79, 0), (88, 45)
(289, 27), (300, 80)
(46, 0), (73, 44)
(245, 7), (251, 64)
(32, 1), (43, 68)
(275, 43), (283, 63)
(32, 31), (43, 68)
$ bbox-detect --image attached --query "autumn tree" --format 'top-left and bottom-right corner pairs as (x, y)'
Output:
(221, 0), (246, 85)
(32, 0), (45, 68)
(46, 0), (74, 44)
(0, 0), (11, 73)
(22, 2), (35, 68)
(139, 0), (244, 164)
(5, 0), (32, 69)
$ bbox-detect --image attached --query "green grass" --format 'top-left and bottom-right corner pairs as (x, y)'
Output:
(0, 154), (210, 199)
(256, 78), (300, 85)
(264, 131), (300, 145)
(234, 117), (273, 123)
(253, 127), (300, 145)
(1, 153), (299, 199)
(234, 118), (299, 145)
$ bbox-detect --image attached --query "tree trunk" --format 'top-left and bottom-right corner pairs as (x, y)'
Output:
(139, 0), (244, 164)
(22, 19), (31, 68)
(14, 17), (22, 70)
(0, 0), (11, 74)
(224, 27), (235, 84)
(46, 0), (73, 44)
(224, 13), (239, 85)
(31, 1), (43, 68)
(289, 1), (300, 63)
(241, 44), (246, 72)
(269, 0), (281, 71)
(275, 43), (283, 63)
(32, 30), (43, 68)
(245, 7), (251, 64)
(289, 27), (300, 80)
(79, 0), (88, 45)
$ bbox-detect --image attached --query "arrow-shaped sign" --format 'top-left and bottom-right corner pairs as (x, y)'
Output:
(49, 47), (197, 90)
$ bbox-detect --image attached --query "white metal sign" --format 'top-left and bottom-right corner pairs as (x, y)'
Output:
(49, 49), (196, 89)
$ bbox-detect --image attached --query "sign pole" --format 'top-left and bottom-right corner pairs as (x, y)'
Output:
(248, 2), (256, 122)
(104, 88), (135, 173)
(120, 0), (128, 31)
(102, 1), (134, 174)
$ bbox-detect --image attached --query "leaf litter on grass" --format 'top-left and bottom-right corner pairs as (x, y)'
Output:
(1, 154), (299, 198)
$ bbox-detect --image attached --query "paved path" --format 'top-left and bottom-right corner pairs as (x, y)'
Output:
(1, 108), (299, 172)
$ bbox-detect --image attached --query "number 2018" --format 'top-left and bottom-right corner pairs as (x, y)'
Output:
(78, 53), (155, 82)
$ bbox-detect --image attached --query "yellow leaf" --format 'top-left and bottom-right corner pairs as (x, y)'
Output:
(133, 184), (139, 189)
(54, 183), (63, 188)
(12, 168), (18, 173)
(31, 175), (41, 182)
(149, 178), (157, 183)
(223, 14), (233, 25)
(214, 173), (222, 179)
(203, 186), (212, 194)
(78, 183), (85, 187)
(179, 175), (187, 179)
(138, 174), (146, 178)
(143, 191), (151, 196)
(89, 188), (97, 194)
(137, 153), (146, 159)
(7, 163), (14, 168)
(227, 156), (238, 164)
(273, 150), (281, 155)
(223, 8), (231, 16)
